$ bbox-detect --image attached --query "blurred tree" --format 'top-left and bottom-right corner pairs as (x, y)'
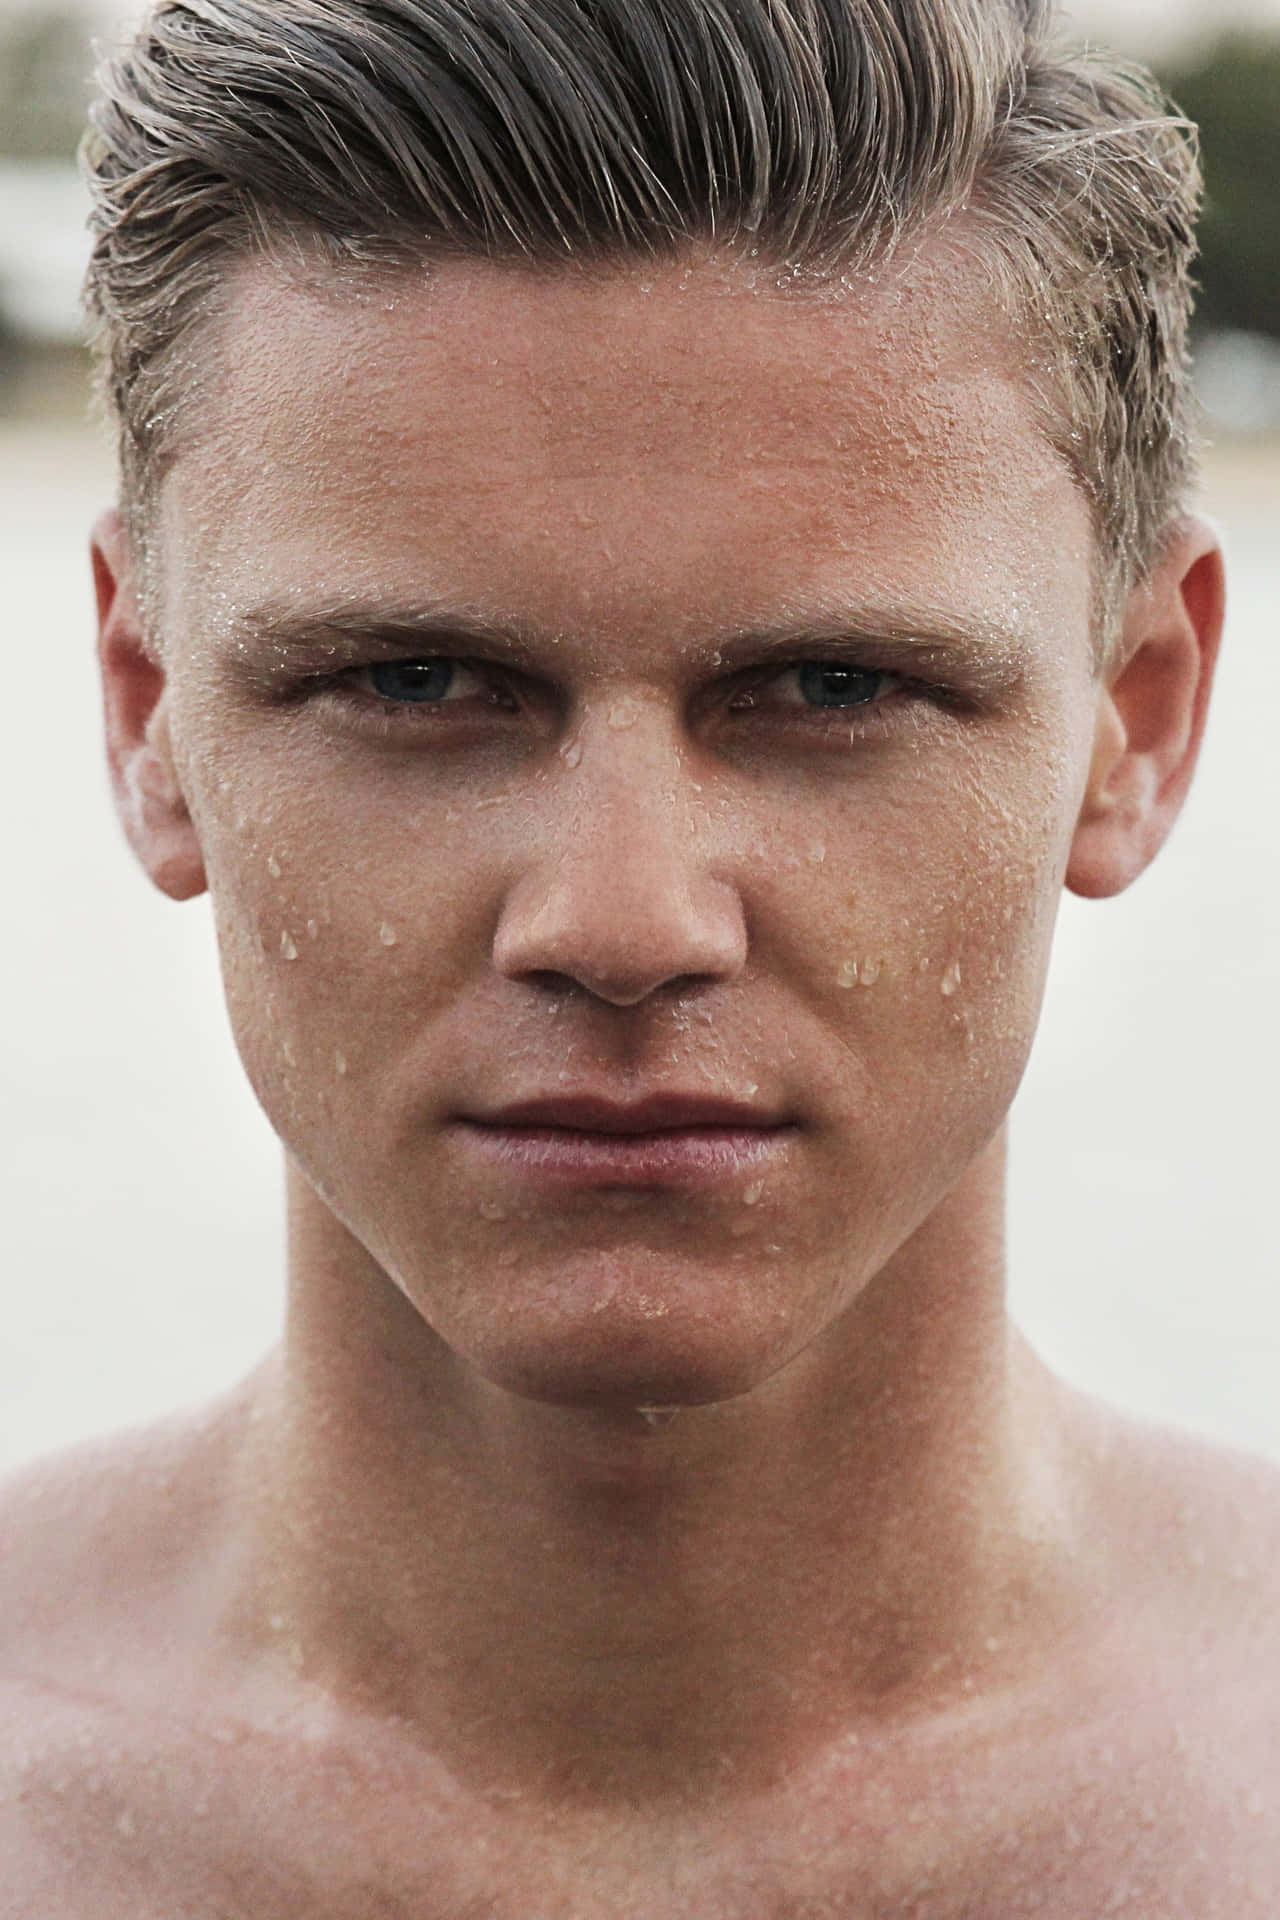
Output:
(0, 10), (93, 162)
(1161, 34), (1280, 342)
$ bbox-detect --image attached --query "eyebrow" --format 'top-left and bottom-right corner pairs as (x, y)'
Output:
(231, 600), (545, 673)
(228, 594), (1035, 698)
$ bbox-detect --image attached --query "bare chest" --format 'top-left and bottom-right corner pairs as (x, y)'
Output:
(6, 1717), (1277, 1920)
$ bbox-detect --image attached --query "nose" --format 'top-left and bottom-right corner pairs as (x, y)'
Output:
(492, 717), (748, 1007)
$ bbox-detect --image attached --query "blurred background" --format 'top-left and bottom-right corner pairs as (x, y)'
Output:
(1, 0), (1277, 1469)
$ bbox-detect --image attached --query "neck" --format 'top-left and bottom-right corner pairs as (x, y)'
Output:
(230, 1134), (1076, 1797)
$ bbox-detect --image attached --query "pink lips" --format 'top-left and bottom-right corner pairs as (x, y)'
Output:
(454, 1094), (793, 1187)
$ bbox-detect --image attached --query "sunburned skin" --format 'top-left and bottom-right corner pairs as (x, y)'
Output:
(2, 242), (1278, 1918)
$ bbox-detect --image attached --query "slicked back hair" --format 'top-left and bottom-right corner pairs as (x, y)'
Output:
(82, 0), (1202, 632)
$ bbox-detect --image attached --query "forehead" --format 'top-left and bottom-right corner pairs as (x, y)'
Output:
(158, 248), (1094, 650)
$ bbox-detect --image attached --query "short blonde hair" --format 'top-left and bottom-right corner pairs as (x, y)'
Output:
(83, 0), (1201, 619)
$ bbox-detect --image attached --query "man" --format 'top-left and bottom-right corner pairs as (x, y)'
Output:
(2, 0), (1275, 1910)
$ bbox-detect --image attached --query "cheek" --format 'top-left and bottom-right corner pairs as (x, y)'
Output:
(770, 731), (1082, 1122)
(188, 760), (500, 1158)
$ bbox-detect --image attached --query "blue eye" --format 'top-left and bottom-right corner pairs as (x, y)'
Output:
(368, 659), (457, 703)
(796, 664), (885, 708)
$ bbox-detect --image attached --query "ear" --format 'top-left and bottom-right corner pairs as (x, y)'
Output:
(93, 508), (207, 902)
(1065, 519), (1225, 900)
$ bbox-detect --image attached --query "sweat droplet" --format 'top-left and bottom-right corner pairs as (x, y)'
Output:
(334, 1050), (348, 1077)
(266, 855), (282, 879)
(280, 932), (298, 962)
(837, 959), (859, 989)
(941, 961), (963, 997)
(742, 1181), (765, 1206)
(607, 701), (640, 730)
(379, 923), (398, 948)
(479, 1201), (506, 1222)
(116, 1809), (136, 1839)
(637, 1406), (681, 1430)
(859, 958), (882, 987)
(560, 739), (584, 768)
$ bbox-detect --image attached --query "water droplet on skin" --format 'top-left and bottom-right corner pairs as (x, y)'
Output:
(281, 1039), (296, 1067)
(607, 701), (640, 730)
(860, 958), (882, 987)
(941, 961), (963, 997)
(479, 1201), (506, 1222)
(306, 920), (319, 941)
(637, 1406), (681, 1430)
(280, 932), (298, 962)
(268, 1613), (286, 1633)
(266, 855), (282, 879)
(743, 1181), (765, 1206)
(116, 1808), (137, 1839)
(334, 1050), (348, 1077)
(560, 739), (584, 769)
(379, 922), (398, 948)
(837, 959), (859, 989)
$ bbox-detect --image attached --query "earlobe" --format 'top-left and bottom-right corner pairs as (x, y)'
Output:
(1065, 520), (1225, 901)
(93, 508), (207, 903)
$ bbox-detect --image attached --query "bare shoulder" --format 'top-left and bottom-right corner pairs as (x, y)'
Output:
(1060, 1392), (1280, 1786)
(1081, 1396), (1280, 1618)
(0, 1379), (260, 1667)
(0, 1379), (283, 1913)
(0, 1369), (270, 1779)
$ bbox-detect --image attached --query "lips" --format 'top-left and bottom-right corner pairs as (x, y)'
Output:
(468, 1093), (787, 1133)
(453, 1092), (793, 1187)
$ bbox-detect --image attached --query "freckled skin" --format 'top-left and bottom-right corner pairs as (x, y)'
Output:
(3, 248), (1278, 1917)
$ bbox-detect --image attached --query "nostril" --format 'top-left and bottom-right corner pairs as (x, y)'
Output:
(516, 965), (730, 1010)
(491, 825), (749, 1006)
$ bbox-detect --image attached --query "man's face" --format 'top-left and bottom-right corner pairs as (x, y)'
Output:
(147, 248), (1101, 1409)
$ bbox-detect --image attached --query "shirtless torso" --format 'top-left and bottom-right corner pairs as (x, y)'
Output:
(4, 1376), (1278, 1919)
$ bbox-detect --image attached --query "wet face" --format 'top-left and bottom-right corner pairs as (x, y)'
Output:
(144, 250), (1101, 1408)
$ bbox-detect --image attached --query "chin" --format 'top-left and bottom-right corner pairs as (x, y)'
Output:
(462, 1295), (799, 1414)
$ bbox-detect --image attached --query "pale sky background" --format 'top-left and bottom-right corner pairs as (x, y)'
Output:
(1066, 0), (1280, 49)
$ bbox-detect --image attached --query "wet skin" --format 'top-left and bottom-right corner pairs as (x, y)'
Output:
(124, 250), (1105, 1411)
(3, 243), (1278, 1916)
